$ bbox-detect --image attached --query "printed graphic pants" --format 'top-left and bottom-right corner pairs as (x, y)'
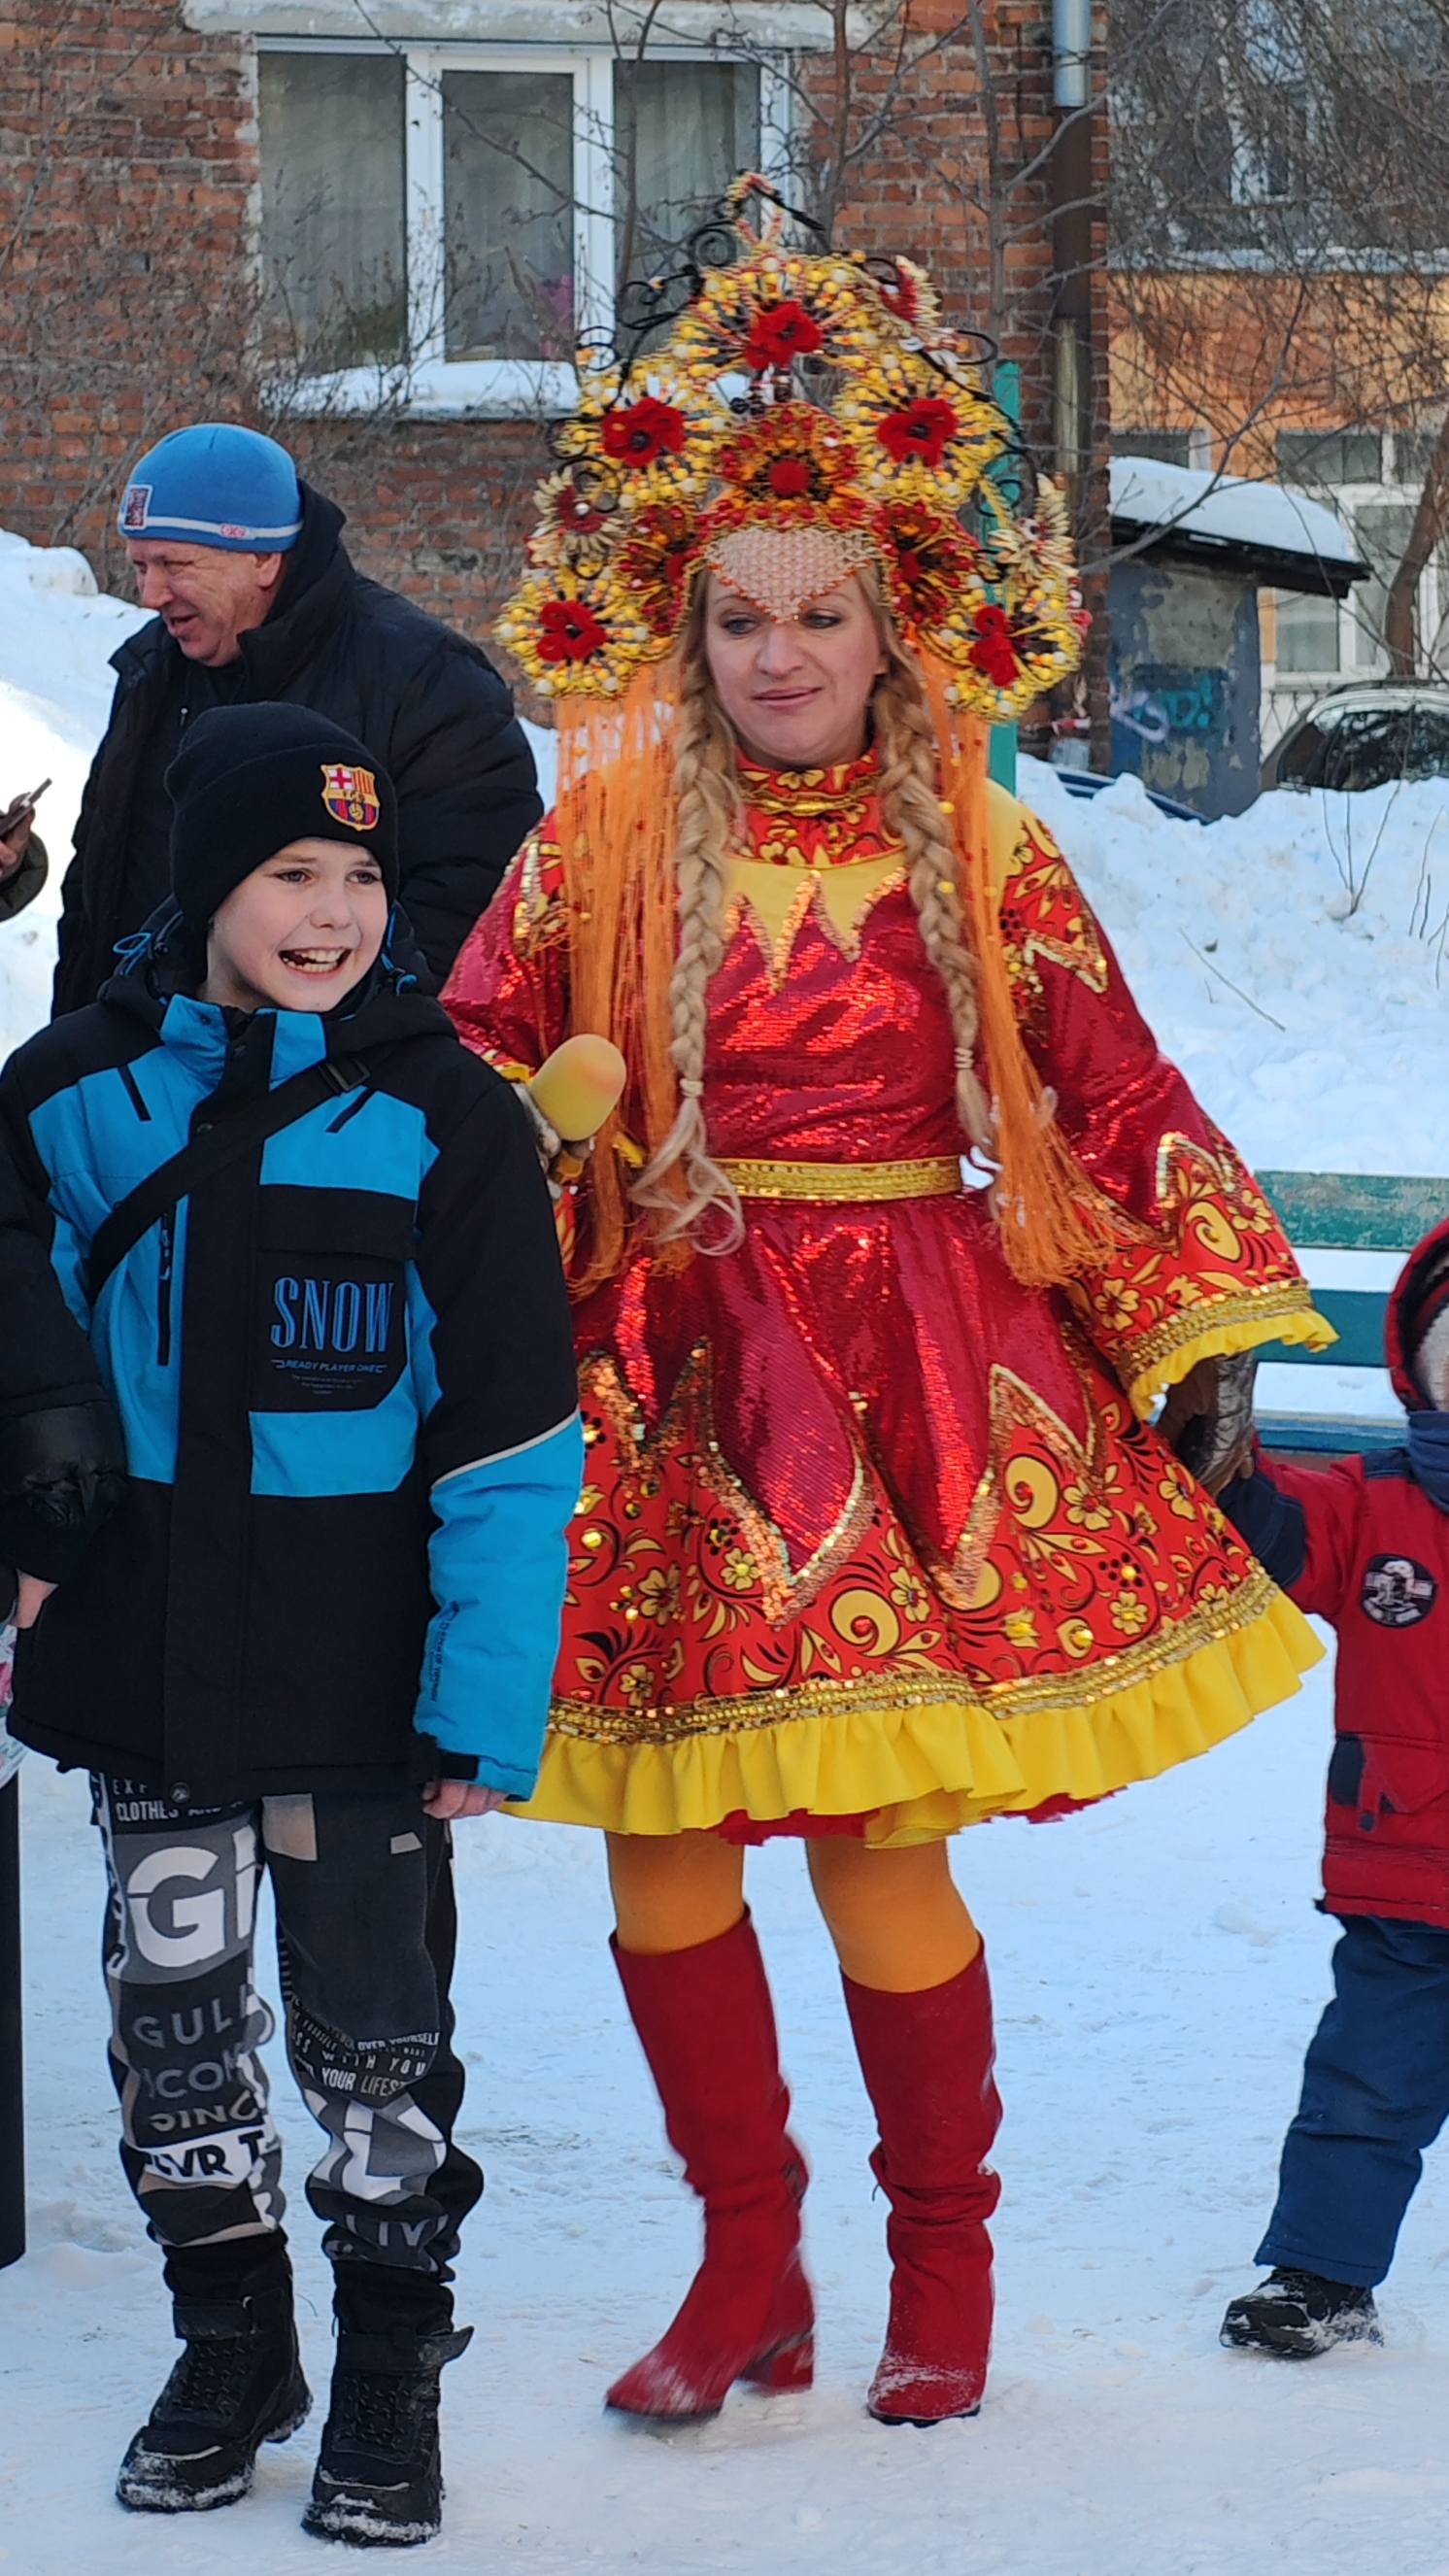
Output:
(1258, 1911), (1449, 2288)
(94, 1777), (484, 2298)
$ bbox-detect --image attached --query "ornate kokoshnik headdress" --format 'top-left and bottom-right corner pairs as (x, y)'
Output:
(499, 177), (1087, 713)
(502, 180), (1107, 1294)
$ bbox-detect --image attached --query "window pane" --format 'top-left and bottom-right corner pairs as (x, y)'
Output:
(259, 52), (406, 366)
(1395, 428), (1441, 490)
(615, 62), (760, 285)
(1276, 428), (1382, 488)
(1319, 708), (1413, 792)
(1273, 590), (1340, 673)
(442, 74), (574, 361)
(1110, 429), (1191, 465)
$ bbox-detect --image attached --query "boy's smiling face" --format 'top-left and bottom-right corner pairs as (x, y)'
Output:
(201, 838), (388, 1015)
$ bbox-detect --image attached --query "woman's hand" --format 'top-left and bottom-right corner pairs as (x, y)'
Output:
(15, 1574), (56, 1628)
(1157, 1357), (1218, 1450)
(422, 1779), (510, 1820)
(1159, 1353), (1258, 1496)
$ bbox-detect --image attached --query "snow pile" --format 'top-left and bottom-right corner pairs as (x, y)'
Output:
(1023, 755), (1449, 1180)
(3, 522), (1447, 1194)
(0, 529), (148, 1040)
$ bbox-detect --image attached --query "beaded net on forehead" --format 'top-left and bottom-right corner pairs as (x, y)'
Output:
(496, 176), (1088, 713)
(704, 524), (879, 621)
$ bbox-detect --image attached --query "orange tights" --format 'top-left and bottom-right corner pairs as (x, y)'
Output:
(605, 1829), (980, 1994)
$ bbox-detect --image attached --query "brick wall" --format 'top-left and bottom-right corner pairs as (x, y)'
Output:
(1, 0), (1108, 740)
(0, 0), (256, 585)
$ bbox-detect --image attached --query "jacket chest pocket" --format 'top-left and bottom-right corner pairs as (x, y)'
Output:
(252, 1188), (415, 1414)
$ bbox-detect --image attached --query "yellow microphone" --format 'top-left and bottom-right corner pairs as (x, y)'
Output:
(527, 1034), (626, 1145)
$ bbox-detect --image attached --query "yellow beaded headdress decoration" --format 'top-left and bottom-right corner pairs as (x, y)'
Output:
(510, 180), (1109, 1297)
(499, 178), (1087, 712)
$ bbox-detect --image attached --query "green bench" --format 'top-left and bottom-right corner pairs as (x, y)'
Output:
(1253, 1171), (1448, 1455)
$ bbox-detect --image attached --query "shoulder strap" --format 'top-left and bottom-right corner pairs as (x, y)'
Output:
(84, 1054), (366, 1308)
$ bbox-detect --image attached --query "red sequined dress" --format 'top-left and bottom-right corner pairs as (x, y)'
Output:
(444, 753), (1329, 1845)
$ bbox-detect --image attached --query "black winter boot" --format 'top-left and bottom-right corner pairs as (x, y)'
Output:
(302, 2322), (473, 2548)
(1220, 2267), (1382, 2359)
(117, 2266), (311, 2513)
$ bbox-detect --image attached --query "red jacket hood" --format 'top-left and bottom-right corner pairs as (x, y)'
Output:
(1387, 1213), (1449, 1407)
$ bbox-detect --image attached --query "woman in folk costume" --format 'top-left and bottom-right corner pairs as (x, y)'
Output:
(445, 183), (1332, 2429)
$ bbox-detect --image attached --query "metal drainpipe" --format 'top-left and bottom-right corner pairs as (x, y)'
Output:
(1051, 0), (1093, 491)
(1051, 0), (1098, 761)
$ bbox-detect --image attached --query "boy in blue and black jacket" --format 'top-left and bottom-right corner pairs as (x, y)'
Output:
(0, 704), (581, 2547)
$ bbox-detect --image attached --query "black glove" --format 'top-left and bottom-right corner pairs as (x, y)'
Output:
(1171, 1351), (1259, 1490)
(0, 1400), (129, 1586)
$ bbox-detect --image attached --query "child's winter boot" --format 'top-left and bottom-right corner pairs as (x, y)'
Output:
(1220, 2267), (1382, 2359)
(117, 2251), (310, 2513)
(603, 1911), (815, 2423)
(302, 2319), (473, 2548)
(842, 1947), (1001, 2425)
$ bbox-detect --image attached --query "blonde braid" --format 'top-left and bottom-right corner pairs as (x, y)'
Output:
(872, 635), (994, 1155)
(629, 606), (746, 1251)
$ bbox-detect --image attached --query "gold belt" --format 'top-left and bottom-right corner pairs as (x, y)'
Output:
(719, 1155), (962, 1203)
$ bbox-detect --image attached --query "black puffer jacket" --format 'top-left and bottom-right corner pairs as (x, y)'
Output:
(53, 486), (541, 1013)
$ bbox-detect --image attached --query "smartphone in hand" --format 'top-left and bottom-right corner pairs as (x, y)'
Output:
(0, 778), (51, 836)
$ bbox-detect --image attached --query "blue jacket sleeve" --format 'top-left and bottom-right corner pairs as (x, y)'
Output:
(409, 1064), (581, 1791)
(416, 1414), (583, 1795)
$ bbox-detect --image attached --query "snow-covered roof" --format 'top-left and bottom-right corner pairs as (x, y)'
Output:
(1110, 456), (1365, 591)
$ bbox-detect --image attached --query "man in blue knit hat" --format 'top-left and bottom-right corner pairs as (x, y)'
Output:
(52, 423), (541, 1012)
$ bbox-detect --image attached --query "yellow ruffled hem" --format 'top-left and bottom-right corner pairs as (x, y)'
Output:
(506, 1586), (1323, 1847)
(1128, 1299), (1337, 1418)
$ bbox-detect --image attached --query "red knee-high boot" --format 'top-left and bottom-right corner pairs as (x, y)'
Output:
(605, 1911), (815, 2423)
(842, 1947), (1001, 2426)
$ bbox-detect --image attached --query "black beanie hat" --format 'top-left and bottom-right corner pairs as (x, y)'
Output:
(166, 703), (399, 937)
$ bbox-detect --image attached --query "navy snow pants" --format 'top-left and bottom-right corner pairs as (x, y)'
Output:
(1257, 1912), (1449, 2288)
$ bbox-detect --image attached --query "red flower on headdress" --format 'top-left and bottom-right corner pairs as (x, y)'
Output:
(720, 406), (859, 512)
(537, 596), (610, 663)
(880, 500), (974, 627)
(741, 300), (824, 370)
(616, 502), (699, 638)
(600, 395), (689, 469)
(967, 603), (1022, 687)
(876, 395), (960, 469)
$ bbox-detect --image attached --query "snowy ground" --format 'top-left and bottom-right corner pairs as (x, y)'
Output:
(5, 532), (1449, 2568)
(6, 1660), (1449, 2575)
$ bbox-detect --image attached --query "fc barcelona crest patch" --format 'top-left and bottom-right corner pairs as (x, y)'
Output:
(320, 763), (381, 832)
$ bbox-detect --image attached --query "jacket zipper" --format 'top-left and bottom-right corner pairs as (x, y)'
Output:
(156, 1206), (174, 1366)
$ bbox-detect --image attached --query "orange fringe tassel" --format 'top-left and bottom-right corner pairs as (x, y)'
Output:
(553, 655), (1119, 1297)
(555, 671), (685, 1291)
(923, 657), (1122, 1290)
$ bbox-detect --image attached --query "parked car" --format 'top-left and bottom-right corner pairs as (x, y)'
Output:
(1051, 768), (1203, 824)
(1264, 683), (1449, 794)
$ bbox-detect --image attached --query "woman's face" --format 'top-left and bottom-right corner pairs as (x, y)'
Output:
(701, 575), (889, 770)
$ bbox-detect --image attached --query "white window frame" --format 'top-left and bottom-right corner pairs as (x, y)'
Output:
(259, 35), (791, 416)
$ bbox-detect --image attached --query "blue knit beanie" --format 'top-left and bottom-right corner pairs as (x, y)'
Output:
(118, 424), (303, 552)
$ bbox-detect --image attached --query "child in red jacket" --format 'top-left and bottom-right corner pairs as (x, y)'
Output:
(1218, 1216), (1449, 2357)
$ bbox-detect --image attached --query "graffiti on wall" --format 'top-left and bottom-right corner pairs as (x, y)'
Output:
(1110, 667), (1225, 747)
